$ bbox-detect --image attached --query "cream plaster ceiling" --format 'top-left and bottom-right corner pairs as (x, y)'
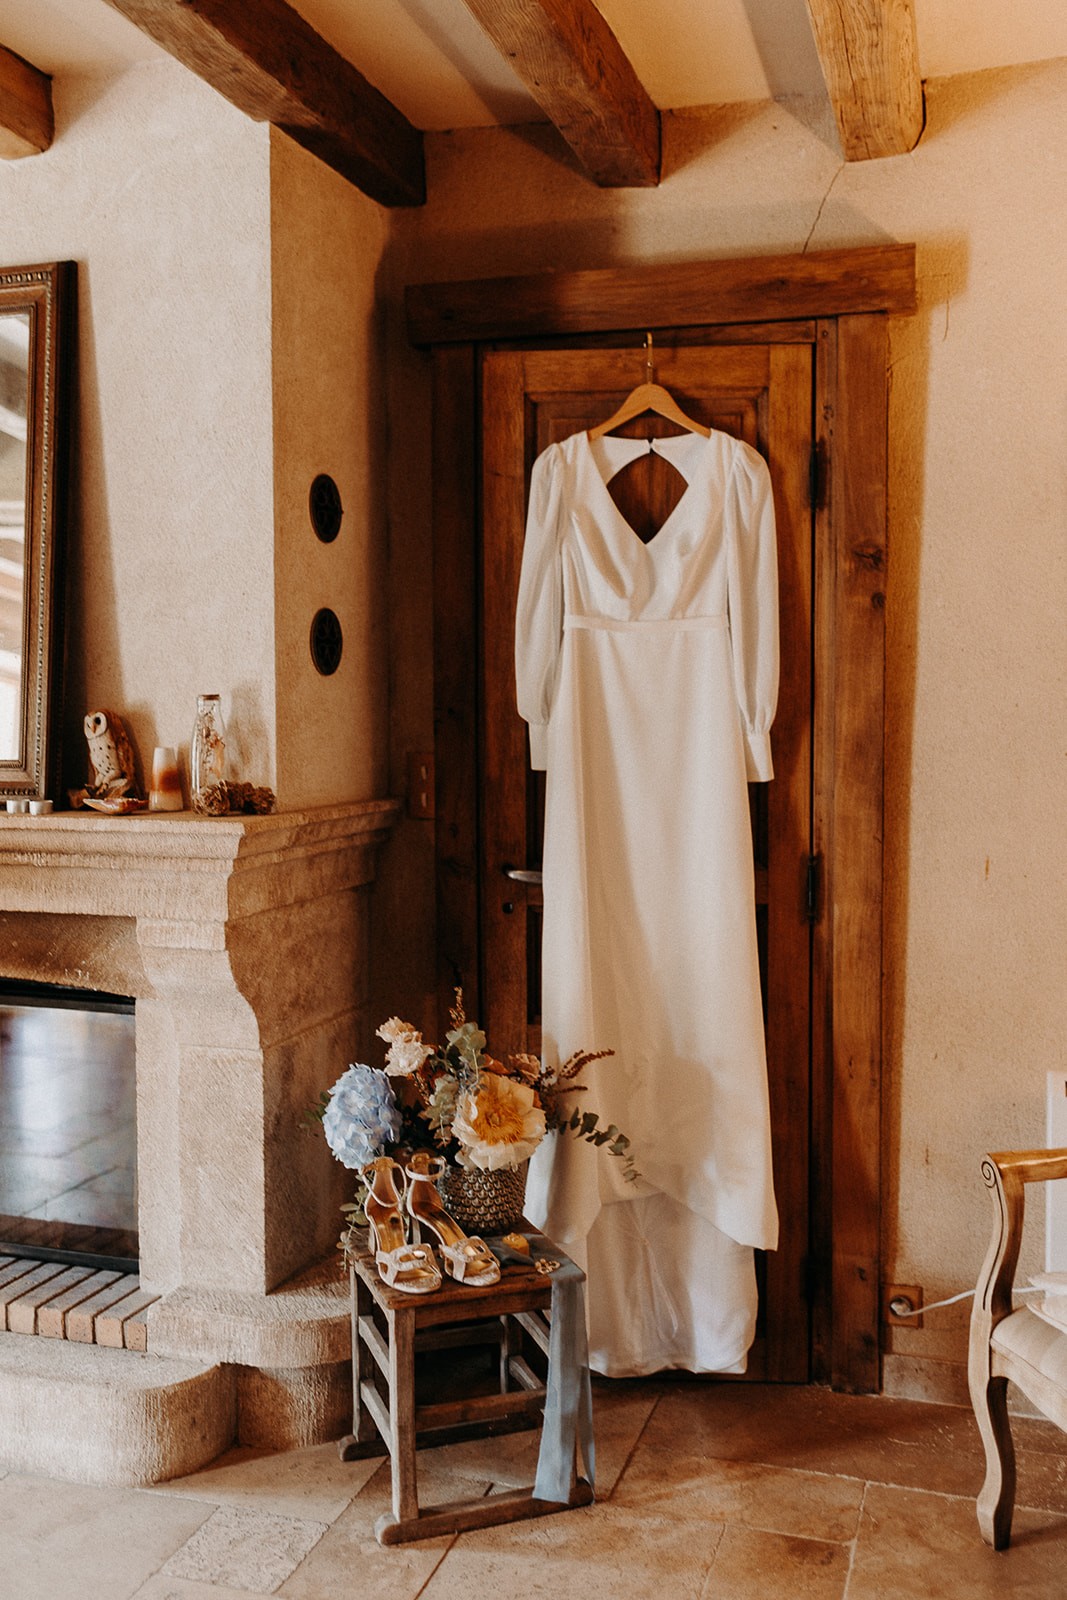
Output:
(2, 0), (1066, 129)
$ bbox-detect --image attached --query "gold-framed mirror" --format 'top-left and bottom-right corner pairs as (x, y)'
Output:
(0, 261), (73, 801)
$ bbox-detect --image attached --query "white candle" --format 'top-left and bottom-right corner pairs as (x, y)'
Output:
(149, 746), (183, 811)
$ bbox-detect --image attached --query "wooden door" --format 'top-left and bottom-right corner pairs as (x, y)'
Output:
(478, 343), (813, 1381)
(422, 249), (909, 1392)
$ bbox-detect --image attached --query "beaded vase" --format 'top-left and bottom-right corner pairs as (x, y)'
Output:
(436, 1164), (526, 1235)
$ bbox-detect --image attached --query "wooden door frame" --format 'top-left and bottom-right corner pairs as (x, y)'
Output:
(409, 244), (916, 1395)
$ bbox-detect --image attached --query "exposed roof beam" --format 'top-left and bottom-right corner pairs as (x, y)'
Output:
(102, 0), (424, 206)
(0, 43), (53, 159)
(460, 0), (660, 187)
(804, 0), (924, 160)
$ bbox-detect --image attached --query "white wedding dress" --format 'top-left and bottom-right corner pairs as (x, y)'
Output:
(516, 427), (780, 1378)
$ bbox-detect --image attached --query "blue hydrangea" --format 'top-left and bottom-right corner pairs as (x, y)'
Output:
(322, 1064), (402, 1169)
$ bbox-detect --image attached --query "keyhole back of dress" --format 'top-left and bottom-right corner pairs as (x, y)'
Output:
(605, 421), (690, 544)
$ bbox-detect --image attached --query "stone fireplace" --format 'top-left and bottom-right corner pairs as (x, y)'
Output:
(0, 799), (397, 1484)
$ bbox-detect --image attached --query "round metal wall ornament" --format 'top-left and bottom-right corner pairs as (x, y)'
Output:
(309, 474), (343, 542)
(310, 608), (343, 675)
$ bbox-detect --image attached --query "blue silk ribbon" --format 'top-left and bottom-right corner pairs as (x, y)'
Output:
(489, 1236), (596, 1504)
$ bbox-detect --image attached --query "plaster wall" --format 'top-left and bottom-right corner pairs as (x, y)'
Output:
(381, 59), (1067, 1391)
(0, 61), (276, 797)
(268, 132), (390, 806)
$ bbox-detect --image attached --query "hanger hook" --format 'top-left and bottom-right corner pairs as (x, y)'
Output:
(645, 331), (654, 384)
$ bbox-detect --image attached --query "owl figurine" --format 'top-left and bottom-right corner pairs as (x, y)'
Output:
(68, 709), (142, 810)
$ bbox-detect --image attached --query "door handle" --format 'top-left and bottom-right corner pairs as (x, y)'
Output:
(502, 866), (543, 885)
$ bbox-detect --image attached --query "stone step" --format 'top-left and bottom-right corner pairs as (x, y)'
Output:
(0, 1329), (235, 1486)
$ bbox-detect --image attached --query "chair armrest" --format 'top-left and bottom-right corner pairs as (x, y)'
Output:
(987, 1148), (1067, 1187)
(972, 1148), (1067, 1338)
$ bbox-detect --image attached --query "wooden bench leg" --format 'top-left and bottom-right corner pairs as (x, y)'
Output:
(973, 1372), (1016, 1549)
(501, 1312), (521, 1392)
(338, 1267), (386, 1462)
(383, 1308), (419, 1532)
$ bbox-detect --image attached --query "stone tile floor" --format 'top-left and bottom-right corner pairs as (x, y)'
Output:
(2, 1380), (1065, 1599)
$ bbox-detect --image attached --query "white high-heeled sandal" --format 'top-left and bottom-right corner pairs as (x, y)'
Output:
(362, 1157), (442, 1294)
(405, 1151), (501, 1287)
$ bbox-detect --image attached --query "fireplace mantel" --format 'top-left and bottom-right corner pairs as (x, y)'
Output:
(0, 800), (398, 931)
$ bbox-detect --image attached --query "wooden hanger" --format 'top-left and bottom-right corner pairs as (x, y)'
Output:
(588, 333), (710, 441)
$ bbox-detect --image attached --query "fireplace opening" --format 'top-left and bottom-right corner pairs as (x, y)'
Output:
(0, 979), (137, 1273)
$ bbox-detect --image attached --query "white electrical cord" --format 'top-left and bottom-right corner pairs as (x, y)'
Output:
(889, 1285), (1045, 1318)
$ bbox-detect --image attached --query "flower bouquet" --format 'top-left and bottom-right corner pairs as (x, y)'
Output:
(313, 991), (635, 1242)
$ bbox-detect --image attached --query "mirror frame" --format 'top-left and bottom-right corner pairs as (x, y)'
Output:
(0, 261), (74, 801)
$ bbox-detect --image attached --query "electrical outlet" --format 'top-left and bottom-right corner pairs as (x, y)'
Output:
(883, 1283), (923, 1328)
(406, 751), (435, 820)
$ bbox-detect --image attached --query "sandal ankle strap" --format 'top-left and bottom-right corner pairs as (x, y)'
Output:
(408, 1152), (447, 1182)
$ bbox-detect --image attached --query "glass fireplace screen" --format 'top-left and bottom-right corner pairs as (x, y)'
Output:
(0, 980), (137, 1273)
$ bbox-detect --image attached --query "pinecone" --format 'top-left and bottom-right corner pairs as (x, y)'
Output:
(225, 781), (276, 814)
(192, 782), (229, 816)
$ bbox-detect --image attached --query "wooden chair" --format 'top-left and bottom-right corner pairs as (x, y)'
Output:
(969, 1147), (1067, 1548)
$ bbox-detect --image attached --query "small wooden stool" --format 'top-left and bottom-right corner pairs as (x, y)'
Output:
(338, 1231), (594, 1544)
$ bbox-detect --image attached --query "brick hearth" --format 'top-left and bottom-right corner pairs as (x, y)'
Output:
(0, 1258), (155, 1347)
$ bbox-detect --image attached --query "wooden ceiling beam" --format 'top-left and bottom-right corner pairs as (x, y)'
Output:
(804, 0), (924, 160)
(460, 0), (660, 187)
(102, 0), (424, 206)
(0, 43), (54, 159)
